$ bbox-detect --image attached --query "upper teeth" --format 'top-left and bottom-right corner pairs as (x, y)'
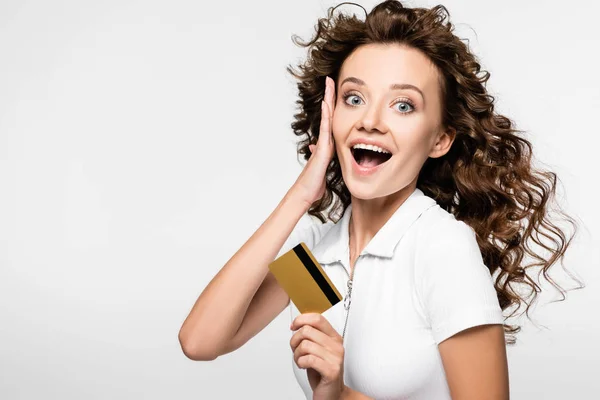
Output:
(352, 143), (390, 154)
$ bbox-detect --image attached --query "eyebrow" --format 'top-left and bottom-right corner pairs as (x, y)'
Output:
(340, 76), (425, 104)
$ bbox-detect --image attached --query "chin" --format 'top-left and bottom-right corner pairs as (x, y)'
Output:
(347, 180), (393, 200)
(340, 158), (407, 201)
(340, 168), (386, 200)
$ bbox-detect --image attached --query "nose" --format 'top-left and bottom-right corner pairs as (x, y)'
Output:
(355, 99), (388, 134)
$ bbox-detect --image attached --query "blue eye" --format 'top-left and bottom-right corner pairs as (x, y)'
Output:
(394, 101), (414, 113)
(341, 91), (415, 114)
(342, 93), (363, 106)
(344, 94), (363, 106)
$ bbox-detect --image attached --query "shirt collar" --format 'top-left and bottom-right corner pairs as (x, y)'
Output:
(312, 188), (438, 267)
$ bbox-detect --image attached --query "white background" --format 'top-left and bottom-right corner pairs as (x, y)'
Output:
(1, 0), (598, 398)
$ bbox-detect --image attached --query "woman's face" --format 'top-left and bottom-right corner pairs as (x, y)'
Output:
(332, 43), (454, 200)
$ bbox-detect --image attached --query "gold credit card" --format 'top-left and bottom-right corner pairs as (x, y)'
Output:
(268, 242), (342, 314)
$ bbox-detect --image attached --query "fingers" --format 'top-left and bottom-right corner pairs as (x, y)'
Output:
(318, 99), (331, 152)
(290, 313), (343, 358)
(291, 312), (339, 338)
(295, 353), (333, 379)
(295, 343), (342, 383)
(290, 323), (339, 352)
(317, 76), (336, 150)
(325, 76), (335, 149)
(290, 325), (343, 366)
(311, 76), (336, 158)
(290, 314), (345, 382)
(325, 76), (336, 114)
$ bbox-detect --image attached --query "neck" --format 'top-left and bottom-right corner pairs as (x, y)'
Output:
(348, 181), (417, 258)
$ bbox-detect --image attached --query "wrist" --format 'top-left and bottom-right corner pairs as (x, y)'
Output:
(284, 186), (312, 211)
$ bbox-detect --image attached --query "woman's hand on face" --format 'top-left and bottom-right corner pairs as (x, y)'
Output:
(290, 312), (345, 400)
(291, 76), (337, 209)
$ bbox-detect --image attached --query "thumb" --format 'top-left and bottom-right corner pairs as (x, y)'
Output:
(309, 144), (315, 153)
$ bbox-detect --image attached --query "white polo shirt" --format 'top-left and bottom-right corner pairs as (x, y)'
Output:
(279, 187), (505, 399)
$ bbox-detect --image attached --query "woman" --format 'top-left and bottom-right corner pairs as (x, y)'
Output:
(179, 1), (582, 399)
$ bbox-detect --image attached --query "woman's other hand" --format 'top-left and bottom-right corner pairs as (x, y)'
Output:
(290, 312), (345, 400)
(291, 76), (337, 208)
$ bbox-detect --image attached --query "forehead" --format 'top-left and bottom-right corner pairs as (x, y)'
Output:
(338, 43), (440, 95)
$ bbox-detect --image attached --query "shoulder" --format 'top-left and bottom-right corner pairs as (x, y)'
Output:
(414, 205), (485, 281)
(412, 207), (503, 345)
(300, 215), (336, 248)
(416, 205), (478, 252)
(276, 214), (335, 258)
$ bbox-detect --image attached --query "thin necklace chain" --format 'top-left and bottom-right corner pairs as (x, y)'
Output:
(342, 214), (355, 340)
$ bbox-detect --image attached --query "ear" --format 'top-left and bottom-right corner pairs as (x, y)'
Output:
(429, 126), (456, 159)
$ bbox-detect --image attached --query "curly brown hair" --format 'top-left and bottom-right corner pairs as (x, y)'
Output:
(285, 0), (584, 345)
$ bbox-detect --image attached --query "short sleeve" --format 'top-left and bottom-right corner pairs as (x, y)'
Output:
(275, 214), (332, 259)
(417, 220), (504, 345)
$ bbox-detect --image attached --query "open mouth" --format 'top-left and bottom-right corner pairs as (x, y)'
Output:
(351, 147), (392, 168)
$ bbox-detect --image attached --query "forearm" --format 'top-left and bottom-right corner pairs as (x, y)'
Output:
(178, 189), (308, 359)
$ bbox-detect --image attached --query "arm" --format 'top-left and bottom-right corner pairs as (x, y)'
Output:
(438, 324), (509, 400)
(339, 326), (509, 400)
(179, 74), (336, 361)
(417, 220), (509, 399)
(339, 324), (509, 400)
(178, 189), (309, 361)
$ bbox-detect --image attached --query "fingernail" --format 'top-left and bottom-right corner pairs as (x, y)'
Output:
(321, 100), (326, 111)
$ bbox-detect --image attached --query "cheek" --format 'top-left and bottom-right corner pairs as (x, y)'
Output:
(398, 113), (429, 131)
(331, 114), (344, 142)
(392, 116), (435, 144)
(331, 122), (347, 159)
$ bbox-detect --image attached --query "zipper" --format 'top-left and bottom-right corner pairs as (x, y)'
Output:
(341, 255), (359, 342)
(339, 203), (435, 342)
